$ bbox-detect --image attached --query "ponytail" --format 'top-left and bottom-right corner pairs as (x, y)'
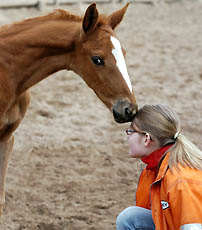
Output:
(169, 134), (202, 170)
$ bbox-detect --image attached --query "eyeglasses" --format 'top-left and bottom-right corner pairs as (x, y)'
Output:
(126, 128), (146, 136)
(126, 128), (152, 141)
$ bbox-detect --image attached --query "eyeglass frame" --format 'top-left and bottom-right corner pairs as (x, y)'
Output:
(126, 127), (152, 141)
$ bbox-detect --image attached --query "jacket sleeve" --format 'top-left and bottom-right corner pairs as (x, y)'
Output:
(168, 178), (202, 228)
(136, 169), (156, 209)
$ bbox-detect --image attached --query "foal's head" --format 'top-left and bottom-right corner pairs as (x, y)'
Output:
(73, 3), (137, 123)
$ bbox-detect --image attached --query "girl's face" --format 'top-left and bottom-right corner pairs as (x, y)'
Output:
(126, 122), (158, 159)
(127, 124), (148, 158)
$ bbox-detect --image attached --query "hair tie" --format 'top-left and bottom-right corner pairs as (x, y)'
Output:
(174, 131), (181, 140)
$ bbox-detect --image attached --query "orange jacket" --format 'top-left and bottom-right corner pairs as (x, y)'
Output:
(136, 152), (202, 229)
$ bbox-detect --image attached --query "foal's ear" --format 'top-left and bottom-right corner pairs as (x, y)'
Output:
(107, 3), (129, 30)
(82, 3), (99, 34)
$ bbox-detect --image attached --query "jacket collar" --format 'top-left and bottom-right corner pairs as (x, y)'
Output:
(141, 145), (173, 171)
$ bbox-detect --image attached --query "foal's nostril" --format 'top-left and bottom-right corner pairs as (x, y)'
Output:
(125, 108), (130, 116)
(124, 107), (134, 121)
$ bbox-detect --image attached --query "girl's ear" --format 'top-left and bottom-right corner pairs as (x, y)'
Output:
(144, 133), (152, 147)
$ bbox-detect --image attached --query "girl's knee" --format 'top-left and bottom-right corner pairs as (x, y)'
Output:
(116, 206), (154, 230)
(116, 206), (138, 229)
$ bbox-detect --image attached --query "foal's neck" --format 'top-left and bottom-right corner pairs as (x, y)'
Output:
(0, 12), (81, 94)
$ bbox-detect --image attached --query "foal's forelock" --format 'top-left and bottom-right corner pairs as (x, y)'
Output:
(110, 36), (132, 93)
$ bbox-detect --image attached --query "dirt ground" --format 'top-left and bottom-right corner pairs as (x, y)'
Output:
(0, 1), (202, 229)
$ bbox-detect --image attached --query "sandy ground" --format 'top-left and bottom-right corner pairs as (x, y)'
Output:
(0, 1), (202, 229)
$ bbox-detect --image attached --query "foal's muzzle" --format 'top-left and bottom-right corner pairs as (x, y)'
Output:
(112, 100), (138, 123)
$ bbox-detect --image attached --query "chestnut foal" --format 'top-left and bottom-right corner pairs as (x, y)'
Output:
(0, 3), (137, 214)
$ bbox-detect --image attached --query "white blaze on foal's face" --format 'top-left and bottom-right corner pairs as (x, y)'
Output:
(110, 36), (132, 93)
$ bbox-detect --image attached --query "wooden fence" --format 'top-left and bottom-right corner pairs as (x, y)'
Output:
(0, 0), (142, 9)
(0, 0), (184, 9)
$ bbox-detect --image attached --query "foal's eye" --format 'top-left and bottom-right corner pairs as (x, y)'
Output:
(91, 56), (104, 66)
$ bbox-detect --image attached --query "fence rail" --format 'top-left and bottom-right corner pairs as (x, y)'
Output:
(0, 0), (40, 8)
(0, 0), (190, 9)
(0, 0), (135, 8)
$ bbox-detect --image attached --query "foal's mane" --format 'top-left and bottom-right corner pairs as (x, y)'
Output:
(0, 10), (81, 38)
(0, 10), (108, 39)
(43, 9), (82, 22)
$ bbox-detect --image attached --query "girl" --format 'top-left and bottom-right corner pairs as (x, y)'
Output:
(116, 104), (202, 230)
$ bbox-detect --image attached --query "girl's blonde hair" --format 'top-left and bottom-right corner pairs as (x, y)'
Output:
(134, 104), (202, 170)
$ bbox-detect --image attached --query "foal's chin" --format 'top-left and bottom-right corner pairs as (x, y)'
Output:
(112, 100), (138, 124)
